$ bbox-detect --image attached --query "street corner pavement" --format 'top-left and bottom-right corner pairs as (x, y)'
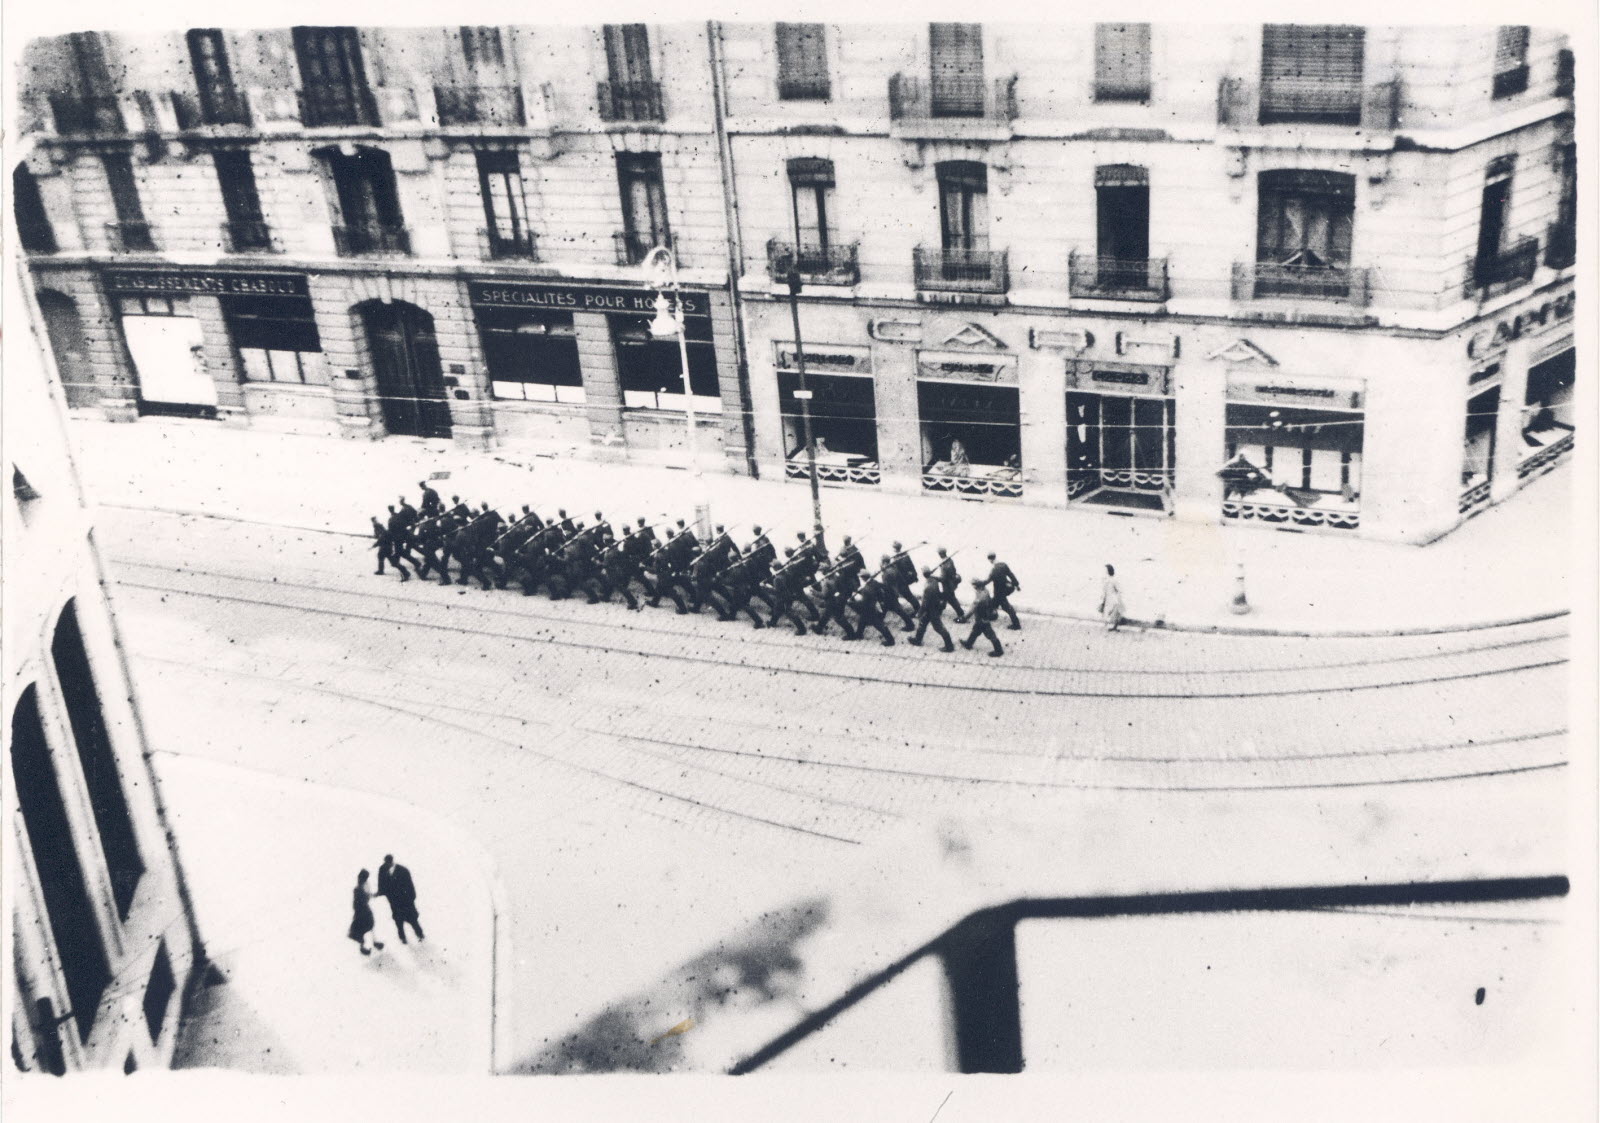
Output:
(154, 753), (497, 1074)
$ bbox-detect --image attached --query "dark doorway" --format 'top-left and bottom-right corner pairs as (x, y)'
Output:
(36, 289), (97, 409)
(362, 303), (451, 438)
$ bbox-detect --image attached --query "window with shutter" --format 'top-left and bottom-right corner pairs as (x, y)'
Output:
(937, 161), (989, 253)
(477, 150), (533, 257)
(1492, 26), (1530, 98)
(1259, 25), (1364, 125)
(929, 23), (984, 117)
(186, 30), (247, 125)
(1094, 24), (1151, 102)
(787, 157), (837, 253)
(292, 27), (376, 127)
(776, 23), (830, 100)
(460, 26), (505, 70)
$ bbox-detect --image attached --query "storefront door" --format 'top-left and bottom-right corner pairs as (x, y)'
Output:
(121, 314), (218, 414)
(363, 303), (451, 439)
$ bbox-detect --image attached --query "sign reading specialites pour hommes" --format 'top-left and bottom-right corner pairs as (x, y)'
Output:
(103, 269), (310, 297)
(467, 280), (710, 318)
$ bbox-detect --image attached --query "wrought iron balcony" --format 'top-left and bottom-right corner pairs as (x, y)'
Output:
(890, 75), (1017, 123)
(1466, 236), (1539, 300)
(1545, 222), (1575, 270)
(105, 221), (156, 253)
(17, 219), (57, 255)
(615, 229), (674, 266)
(49, 93), (124, 134)
(332, 222), (410, 256)
(483, 227), (539, 261)
(766, 239), (860, 286)
(170, 89), (251, 129)
(222, 220), (277, 254)
(298, 82), (380, 128)
(913, 246), (1009, 294)
(435, 85), (526, 127)
(777, 76), (831, 101)
(1220, 77), (1400, 129)
(1234, 260), (1370, 306)
(1492, 64), (1530, 99)
(1068, 252), (1168, 302)
(597, 81), (664, 123)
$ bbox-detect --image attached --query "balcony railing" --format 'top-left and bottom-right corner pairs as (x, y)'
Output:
(1492, 64), (1530, 99)
(914, 246), (1009, 294)
(1545, 222), (1575, 270)
(49, 93), (125, 134)
(105, 221), (156, 253)
(170, 89), (252, 129)
(1220, 77), (1399, 129)
(298, 82), (380, 128)
(615, 229), (674, 266)
(1466, 236), (1539, 300)
(597, 81), (664, 123)
(222, 220), (277, 254)
(17, 220), (58, 255)
(1234, 261), (1371, 306)
(1068, 252), (1169, 302)
(890, 75), (1017, 123)
(435, 85), (526, 127)
(766, 239), (860, 286)
(483, 227), (539, 261)
(777, 76), (831, 101)
(332, 222), (410, 256)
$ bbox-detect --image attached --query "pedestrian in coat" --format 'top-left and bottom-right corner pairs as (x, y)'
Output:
(1100, 564), (1125, 632)
(983, 552), (1022, 630)
(960, 578), (1005, 657)
(348, 869), (384, 955)
(377, 854), (425, 944)
(907, 567), (955, 652)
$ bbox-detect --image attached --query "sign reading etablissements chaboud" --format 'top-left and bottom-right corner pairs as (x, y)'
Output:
(103, 269), (309, 297)
(468, 280), (710, 318)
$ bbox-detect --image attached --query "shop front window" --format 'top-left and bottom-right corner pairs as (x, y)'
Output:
(1462, 384), (1499, 490)
(224, 293), (324, 385)
(613, 314), (720, 413)
(1067, 386), (1174, 512)
(1519, 350), (1575, 477)
(778, 371), (878, 485)
(1223, 402), (1363, 529)
(480, 308), (584, 404)
(918, 380), (1022, 497)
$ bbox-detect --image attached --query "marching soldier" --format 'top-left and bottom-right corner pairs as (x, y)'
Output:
(418, 480), (443, 518)
(888, 541), (920, 617)
(982, 552), (1023, 631)
(762, 547), (814, 635)
(907, 566), (954, 652)
(834, 536), (865, 581)
(645, 529), (691, 613)
(935, 547), (968, 623)
(959, 578), (1005, 657)
(810, 568), (854, 637)
(635, 516), (659, 554)
(874, 554), (916, 631)
(370, 511), (411, 581)
(844, 567), (896, 646)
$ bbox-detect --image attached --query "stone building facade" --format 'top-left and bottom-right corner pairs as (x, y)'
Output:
(13, 21), (1577, 542)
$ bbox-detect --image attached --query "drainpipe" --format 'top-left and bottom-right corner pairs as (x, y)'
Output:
(706, 20), (759, 479)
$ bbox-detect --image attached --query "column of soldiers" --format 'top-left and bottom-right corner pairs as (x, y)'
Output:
(370, 481), (1023, 657)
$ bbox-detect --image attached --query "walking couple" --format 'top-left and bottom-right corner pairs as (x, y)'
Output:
(348, 854), (425, 956)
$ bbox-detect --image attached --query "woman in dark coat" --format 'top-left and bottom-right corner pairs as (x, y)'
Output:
(347, 869), (384, 955)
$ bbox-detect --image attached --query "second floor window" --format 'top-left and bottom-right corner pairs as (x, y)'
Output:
(1096, 165), (1150, 266)
(1256, 169), (1355, 282)
(186, 29), (247, 125)
(1260, 25), (1364, 126)
(787, 158), (836, 250)
(460, 26), (506, 70)
(617, 153), (668, 263)
(13, 164), (56, 253)
(1474, 157), (1519, 281)
(322, 147), (407, 254)
(214, 149), (269, 250)
(1493, 26), (1530, 98)
(600, 24), (661, 121)
(776, 23), (830, 100)
(937, 160), (989, 253)
(102, 153), (154, 251)
(1094, 24), (1151, 102)
(293, 26), (375, 127)
(930, 23), (985, 117)
(477, 150), (533, 258)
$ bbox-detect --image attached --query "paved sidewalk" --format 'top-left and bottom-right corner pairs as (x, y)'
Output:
(72, 416), (1571, 634)
(157, 754), (497, 1074)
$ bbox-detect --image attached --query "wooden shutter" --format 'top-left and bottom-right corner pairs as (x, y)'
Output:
(776, 23), (829, 98)
(604, 24), (653, 86)
(1494, 26), (1529, 71)
(1095, 24), (1151, 100)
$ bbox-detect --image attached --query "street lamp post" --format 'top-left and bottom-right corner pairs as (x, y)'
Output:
(644, 245), (711, 540)
(784, 267), (825, 555)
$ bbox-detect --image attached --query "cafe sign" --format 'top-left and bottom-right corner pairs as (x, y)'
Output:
(774, 342), (872, 376)
(468, 280), (710, 318)
(1227, 373), (1364, 411)
(104, 269), (309, 297)
(915, 350), (1017, 385)
(1465, 288), (1576, 360)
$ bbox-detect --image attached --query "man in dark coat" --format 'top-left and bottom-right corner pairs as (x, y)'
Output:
(960, 578), (1005, 657)
(936, 547), (967, 623)
(888, 541), (920, 617)
(376, 854), (425, 943)
(418, 480), (443, 518)
(982, 552), (1023, 630)
(907, 566), (955, 651)
(371, 512), (411, 581)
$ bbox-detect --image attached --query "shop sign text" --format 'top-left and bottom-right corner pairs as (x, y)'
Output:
(915, 351), (1017, 385)
(1227, 373), (1363, 411)
(468, 280), (709, 318)
(1466, 290), (1576, 359)
(774, 342), (872, 376)
(104, 269), (309, 297)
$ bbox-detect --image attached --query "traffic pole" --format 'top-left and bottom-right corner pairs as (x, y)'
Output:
(1230, 561), (1251, 615)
